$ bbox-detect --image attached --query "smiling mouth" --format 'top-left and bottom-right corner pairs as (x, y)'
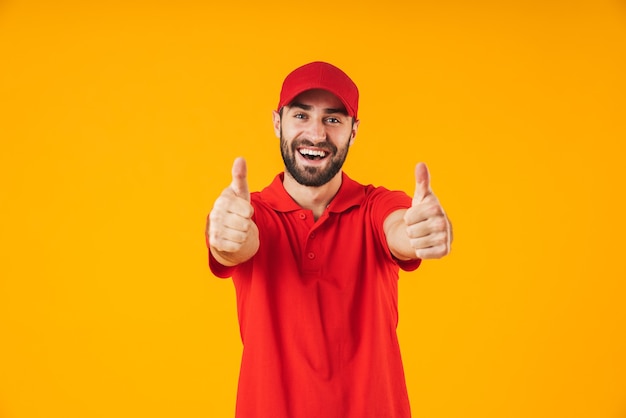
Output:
(298, 147), (328, 160)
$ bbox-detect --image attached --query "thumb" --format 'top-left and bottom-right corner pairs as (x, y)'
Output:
(231, 157), (250, 201)
(412, 162), (432, 204)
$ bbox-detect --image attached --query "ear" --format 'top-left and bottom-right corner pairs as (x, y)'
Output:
(272, 110), (281, 139)
(349, 119), (360, 146)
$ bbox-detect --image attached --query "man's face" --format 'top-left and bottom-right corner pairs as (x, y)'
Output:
(273, 89), (359, 187)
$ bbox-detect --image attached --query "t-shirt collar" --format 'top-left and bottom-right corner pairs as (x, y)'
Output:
(258, 171), (364, 213)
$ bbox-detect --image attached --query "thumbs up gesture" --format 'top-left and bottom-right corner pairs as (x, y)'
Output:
(207, 157), (259, 266)
(403, 162), (452, 259)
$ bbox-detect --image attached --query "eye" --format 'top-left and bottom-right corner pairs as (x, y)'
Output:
(325, 117), (341, 124)
(294, 113), (307, 119)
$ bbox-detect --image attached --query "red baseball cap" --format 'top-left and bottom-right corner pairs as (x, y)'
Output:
(277, 61), (359, 120)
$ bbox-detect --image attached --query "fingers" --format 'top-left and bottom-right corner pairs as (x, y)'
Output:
(210, 198), (253, 232)
(412, 162), (432, 204)
(231, 157), (250, 201)
(406, 216), (449, 241)
(405, 213), (449, 256)
(208, 196), (255, 253)
(207, 212), (253, 253)
(414, 244), (449, 260)
(405, 220), (450, 260)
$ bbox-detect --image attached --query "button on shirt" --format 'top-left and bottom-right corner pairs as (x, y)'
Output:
(210, 172), (421, 418)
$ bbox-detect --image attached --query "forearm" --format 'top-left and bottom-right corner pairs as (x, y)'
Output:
(384, 209), (418, 261)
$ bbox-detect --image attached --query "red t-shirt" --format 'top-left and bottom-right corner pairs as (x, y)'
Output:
(210, 172), (421, 418)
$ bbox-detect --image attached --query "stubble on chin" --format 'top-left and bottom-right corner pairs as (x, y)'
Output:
(280, 137), (349, 187)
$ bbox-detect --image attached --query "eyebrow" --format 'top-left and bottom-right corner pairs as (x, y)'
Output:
(289, 102), (349, 116)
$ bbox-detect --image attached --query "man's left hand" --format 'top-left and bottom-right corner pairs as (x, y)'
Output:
(403, 162), (452, 259)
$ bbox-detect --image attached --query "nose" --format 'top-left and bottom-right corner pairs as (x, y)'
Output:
(307, 119), (326, 142)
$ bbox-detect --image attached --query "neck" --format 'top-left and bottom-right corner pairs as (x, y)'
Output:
(283, 170), (343, 220)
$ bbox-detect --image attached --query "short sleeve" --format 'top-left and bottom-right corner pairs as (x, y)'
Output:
(208, 250), (238, 278)
(395, 256), (421, 272)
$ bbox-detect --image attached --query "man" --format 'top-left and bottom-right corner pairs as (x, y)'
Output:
(206, 61), (452, 418)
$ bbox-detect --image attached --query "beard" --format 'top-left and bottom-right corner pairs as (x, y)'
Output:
(280, 133), (351, 187)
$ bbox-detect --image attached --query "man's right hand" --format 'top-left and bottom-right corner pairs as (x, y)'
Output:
(207, 157), (259, 266)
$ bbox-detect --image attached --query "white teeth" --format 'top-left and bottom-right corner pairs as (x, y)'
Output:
(299, 149), (326, 157)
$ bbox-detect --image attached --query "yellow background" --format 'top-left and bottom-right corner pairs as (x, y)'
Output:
(1, 1), (625, 417)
